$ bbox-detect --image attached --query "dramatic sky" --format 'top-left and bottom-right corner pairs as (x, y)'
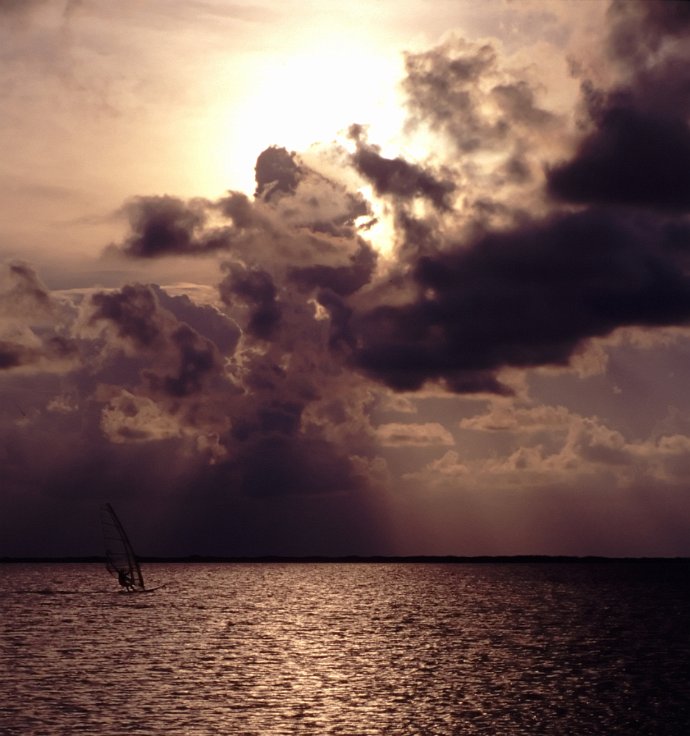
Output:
(2, 0), (690, 558)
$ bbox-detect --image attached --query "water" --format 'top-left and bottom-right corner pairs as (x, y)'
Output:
(1, 562), (689, 735)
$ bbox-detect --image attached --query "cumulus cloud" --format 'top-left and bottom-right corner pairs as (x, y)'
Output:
(288, 240), (378, 298)
(32, 0), (690, 503)
(254, 145), (303, 202)
(375, 422), (454, 447)
(109, 145), (375, 266)
(100, 390), (190, 444)
(0, 265), (377, 516)
(459, 403), (573, 433)
(349, 126), (456, 212)
(403, 38), (556, 153)
(0, 261), (53, 321)
(89, 284), (166, 349)
(409, 413), (690, 495)
(399, 34), (560, 229)
(218, 263), (282, 340)
(0, 261), (79, 373)
(112, 196), (238, 258)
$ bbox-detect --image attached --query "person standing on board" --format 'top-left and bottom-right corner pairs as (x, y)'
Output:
(118, 569), (134, 591)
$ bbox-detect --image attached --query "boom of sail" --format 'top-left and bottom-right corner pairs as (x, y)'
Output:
(101, 503), (145, 592)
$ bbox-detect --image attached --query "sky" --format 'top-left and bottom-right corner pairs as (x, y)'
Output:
(2, 0), (690, 558)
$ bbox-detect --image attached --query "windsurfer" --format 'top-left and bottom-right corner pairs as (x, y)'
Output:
(118, 569), (134, 591)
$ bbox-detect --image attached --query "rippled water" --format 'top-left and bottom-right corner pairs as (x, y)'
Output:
(1, 562), (689, 735)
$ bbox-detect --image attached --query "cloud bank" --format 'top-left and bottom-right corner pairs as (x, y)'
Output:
(2, 0), (690, 557)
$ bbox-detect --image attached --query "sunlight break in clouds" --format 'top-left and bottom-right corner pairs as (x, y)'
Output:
(215, 33), (407, 195)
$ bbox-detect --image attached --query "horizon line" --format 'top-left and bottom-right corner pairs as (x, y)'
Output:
(2, 554), (689, 564)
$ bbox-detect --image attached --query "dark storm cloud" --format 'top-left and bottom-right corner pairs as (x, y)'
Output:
(349, 132), (455, 211)
(218, 263), (282, 340)
(547, 106), (690, 211)
(90, 284), (164, 348)
(363, 0), (690, 396)
(392, 209), (442, 259)
(114, 195), (237, 258)
(548, 0), (690, 212)
(254, 145), (303, 201)
(228, 397), (303, 442)
(89, 283), (226, 399)
(144, 323), (221, 398)
(351, 209), (690, 393)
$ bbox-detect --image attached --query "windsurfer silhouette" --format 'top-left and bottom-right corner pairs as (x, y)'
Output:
(118, 569), (134, 591)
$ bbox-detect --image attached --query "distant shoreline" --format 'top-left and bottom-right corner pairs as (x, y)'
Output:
(1, 555), (689, 564)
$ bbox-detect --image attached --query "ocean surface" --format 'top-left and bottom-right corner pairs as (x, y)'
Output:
(1, 561), (689, 735)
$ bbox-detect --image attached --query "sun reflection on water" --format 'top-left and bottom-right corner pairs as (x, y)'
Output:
(2, 561), (689, 734)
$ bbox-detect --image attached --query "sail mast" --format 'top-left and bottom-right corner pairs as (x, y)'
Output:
(102, 503), (145, 590)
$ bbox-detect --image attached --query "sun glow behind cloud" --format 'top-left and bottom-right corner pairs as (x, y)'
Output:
(209, 34), (407, 197)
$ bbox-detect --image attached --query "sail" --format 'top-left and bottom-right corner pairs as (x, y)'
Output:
(100, 503), (145, 591)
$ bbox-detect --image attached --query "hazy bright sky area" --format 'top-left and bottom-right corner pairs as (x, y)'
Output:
(2, 0), (690, 557)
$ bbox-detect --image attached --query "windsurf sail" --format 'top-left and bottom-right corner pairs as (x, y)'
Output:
(101, 503), (145, 592)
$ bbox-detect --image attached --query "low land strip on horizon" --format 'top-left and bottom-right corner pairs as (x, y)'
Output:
(1, 555), (689, 564)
